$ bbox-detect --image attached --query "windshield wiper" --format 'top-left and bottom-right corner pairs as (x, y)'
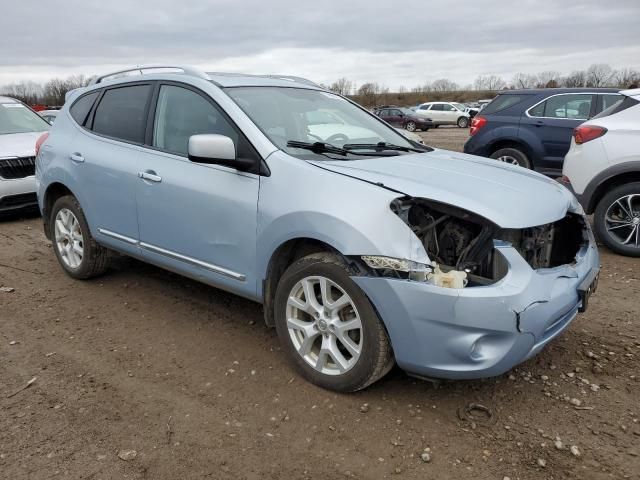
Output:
(343, 142), (425, 153)
(287, 140), (349, 156)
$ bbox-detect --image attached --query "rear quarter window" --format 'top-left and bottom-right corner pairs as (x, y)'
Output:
(91, 84), (152, 143)
(592, 95), (639, 119)
(481, 94), (530, 115)
(70, 91), (100, 126)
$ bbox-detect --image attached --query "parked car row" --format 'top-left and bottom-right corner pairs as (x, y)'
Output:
(25, 65), (600, 392)
(465, 87), (640, 256)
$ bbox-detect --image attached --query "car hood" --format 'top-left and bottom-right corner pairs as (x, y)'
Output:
(309, 149), (579, 228)
(0, 131), (46, 158)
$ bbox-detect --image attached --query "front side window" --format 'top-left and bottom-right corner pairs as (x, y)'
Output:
(225, 87), (415, 159)
(92, 85), (151, 143)
(0, 102), (50, 135)
(442, 104), (456, 112)
(529, 94), (593, 119)
(452, 103), (467, 111)
(152, 85), (238, 156)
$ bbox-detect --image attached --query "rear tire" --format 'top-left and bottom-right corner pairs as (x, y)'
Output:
(50, 195), (110, 279)
(490, 147), (531, 169)
(457, 116), (469, 128)
(593, 182), (640, 257)
(274, 253), (393, 392)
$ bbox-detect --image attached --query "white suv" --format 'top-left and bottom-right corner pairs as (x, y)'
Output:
(0, 96), (51, 214)
(562, 88), (640, 256)
(414, 101), (470, 128)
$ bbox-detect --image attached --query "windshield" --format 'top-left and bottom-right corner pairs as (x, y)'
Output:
(0, 102), (51, 135)
(225, 87), (417, 159)
(453, 103), (467, 111)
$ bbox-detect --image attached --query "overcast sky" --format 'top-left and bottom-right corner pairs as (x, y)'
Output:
(1, 0), (639, 89)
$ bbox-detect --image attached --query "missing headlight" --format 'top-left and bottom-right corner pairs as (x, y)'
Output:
(391, 197), (502, 285)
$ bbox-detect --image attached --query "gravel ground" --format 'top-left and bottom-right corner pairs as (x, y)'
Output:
(1, 128), (639, 479)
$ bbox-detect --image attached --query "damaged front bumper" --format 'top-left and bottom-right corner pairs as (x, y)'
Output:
(352, 241), (599, 380)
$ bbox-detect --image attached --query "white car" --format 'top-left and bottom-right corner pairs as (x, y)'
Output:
(39, 109), (60, 124)
(414, 101), (470, 128)
(0, 96), (50, 214)
(562, 88), (640, 256)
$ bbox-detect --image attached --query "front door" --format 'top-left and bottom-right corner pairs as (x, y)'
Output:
(135, 83), (260, 298)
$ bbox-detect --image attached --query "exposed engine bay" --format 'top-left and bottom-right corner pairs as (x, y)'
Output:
(390, 197), (588, 286)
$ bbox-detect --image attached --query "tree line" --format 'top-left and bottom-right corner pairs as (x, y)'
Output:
(1, 63), (638, 108)
(329, 64), (639, 107)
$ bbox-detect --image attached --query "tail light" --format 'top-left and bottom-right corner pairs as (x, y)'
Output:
(35, 132), (49, 157)
(574, 125), (607, 145)
(469, 115), (487, 136)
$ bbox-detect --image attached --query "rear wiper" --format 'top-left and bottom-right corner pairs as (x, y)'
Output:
(343, 142), (425, 153)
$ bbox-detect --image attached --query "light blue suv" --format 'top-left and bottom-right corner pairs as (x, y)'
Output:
(36, 66), (600, 391)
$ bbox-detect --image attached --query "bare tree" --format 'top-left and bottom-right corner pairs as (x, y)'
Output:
(430, 79), (458, 92)
(586, 64), (614, 87)
(511, 72), (538, 89)
(357, 82), (384, 106)
(474, 75), (506, 91)
(1, 81), (43, 105)
(536, 71), (561, 88)
(328, 77), (354, 96)
(563, 70), (587, 88)
(615, 68), (640, 88)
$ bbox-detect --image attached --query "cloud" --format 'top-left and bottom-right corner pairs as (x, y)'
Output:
(1, 0), (639, 88)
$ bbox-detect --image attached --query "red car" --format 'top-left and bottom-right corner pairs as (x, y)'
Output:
(374, 106), (434, 132)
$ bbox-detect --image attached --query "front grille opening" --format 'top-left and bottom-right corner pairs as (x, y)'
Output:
(0, 156), (36, 179)
(500, 214), (587, 270)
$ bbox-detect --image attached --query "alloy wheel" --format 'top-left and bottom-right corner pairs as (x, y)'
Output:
(54, 208), (84, 268)
(496, 155), (521, 166)
(285, 275), (363, 375)
(605, 194), (640, 249)
(406, 122), (416, 132)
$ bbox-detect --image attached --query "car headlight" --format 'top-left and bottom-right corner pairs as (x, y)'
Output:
(361, 255), (432, 281)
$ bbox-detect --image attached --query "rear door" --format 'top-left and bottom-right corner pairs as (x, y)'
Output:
(387, 109), (404, 127)
(69, 83), (152, 251)
(520, 93), (594, 170)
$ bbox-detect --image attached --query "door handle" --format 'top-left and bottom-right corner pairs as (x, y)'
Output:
(534, 120), (545, 127)
(138, 171), (162, 183)
(70, 152), (85, 163)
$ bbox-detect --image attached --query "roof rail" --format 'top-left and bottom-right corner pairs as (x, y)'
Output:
(260, 75), (322, 88)
(89, 65), (210, 85)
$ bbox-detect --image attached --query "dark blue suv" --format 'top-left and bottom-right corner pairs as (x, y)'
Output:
(464, 88), (621, 176)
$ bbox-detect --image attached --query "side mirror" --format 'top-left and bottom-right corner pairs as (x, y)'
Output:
(188, 134), (254, 172)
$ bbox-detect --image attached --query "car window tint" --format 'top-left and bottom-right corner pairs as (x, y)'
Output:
(429, 104), (443, 111)
(391, 109), (402, 115)
(528, 101), (545, 117)
(153, 85), (238, 156)
(592, 95), (639, 119)
(419, 105), (430, 110)
(599, 94), (622, 113)
(481, 94), (529, 115)
(92, 85), (151, 143)
(543, 94), (593, 119)
(442, 104), (455, 111)
(70, 91), (99, 126)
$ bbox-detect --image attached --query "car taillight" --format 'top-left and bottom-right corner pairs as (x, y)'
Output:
(574, 125), (607, 145)
(35, 132), (49, 157)
(469, 115), (487, 136)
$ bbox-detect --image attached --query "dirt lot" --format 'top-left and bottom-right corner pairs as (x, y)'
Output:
(1, 127), (639, 479)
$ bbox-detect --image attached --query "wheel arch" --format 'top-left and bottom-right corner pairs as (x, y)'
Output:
(583, 164), (640, 214)
(262, 237), (341, 327)
(42, 182), (77, 239)
(487, 138), (535, 167)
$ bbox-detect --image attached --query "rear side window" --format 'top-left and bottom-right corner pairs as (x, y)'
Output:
(429, 104), (443, 111)
(92, 85), (152, 143)
(70, 91), (99, 126)
(528, 94), (593, 119)
(481, 94), (529, 115)
(592, 95), (640, 119)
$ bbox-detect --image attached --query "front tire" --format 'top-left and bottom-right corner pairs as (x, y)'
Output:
(274, 253), (393, 392)
(490, 147), (531, 169)
(593, 182), (640, 257)
(405, 121), (417, 132)
(50, 195), (110, 279)
(457, 116), (469, 128)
